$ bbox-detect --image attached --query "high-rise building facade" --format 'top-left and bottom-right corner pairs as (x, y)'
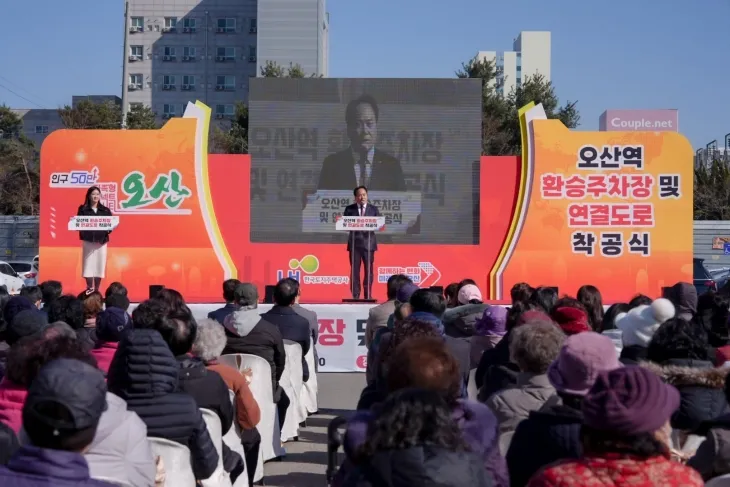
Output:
(124, 0), (329, 122)
(477, 31), (551, 97)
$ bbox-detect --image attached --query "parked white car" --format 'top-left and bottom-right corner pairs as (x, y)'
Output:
(8, 260), (39, 287)
(0, 261), (25, 294)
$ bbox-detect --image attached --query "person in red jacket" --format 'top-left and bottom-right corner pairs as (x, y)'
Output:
(527, 366), (703, 487)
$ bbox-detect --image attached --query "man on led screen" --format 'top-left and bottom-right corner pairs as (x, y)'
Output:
(317, 94), (407, 191)
(344, 186), (380, 300)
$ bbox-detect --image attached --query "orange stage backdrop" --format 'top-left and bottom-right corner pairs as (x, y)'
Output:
(39, 103), (694, 303)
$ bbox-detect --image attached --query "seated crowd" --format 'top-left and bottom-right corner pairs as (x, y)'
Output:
(3, 273), (730, 486)
(336, 276), (730, 486)
(0, 276), (318, 486)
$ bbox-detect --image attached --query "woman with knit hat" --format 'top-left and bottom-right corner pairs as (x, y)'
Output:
(527, 367), (703, 487)
(506, 332), (621, 487)
(615, 298), (675, 365)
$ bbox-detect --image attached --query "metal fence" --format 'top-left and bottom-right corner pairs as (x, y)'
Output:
(0, 216), (39, 262)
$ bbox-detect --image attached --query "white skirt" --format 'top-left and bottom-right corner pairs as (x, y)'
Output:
(82, 241), (107, 278)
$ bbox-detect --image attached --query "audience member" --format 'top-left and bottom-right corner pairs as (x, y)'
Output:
(47, 295), (85, 332)
(615, 298), (674, 365)
(104, 282), (127, 300)
(529, 287), (558, 314)
(526, 367), (703, 487)
(91, 307), (132, 374)
(486, 322), (565, 437)
(643, 317), (729, 433)
(507, 332), (621, 487)
(156, 288), (195, 322)
(131, 298), (170, 330)
(103, 293), (130, 313)
(77, 292), (103, 350)
(0, 359), (111, 486)
(550, 298), (591, 336)
(107, 328), (218, 481)
(443, 283), (489, 341)
(207, 278), (241, 325)
(369, 281), (419, 357)
(667, 281), (698, 322)
(0, 286), (10, 342)
(19, 287), (42, 310)
(364, 274), (411, 349)
(628, 293), (653, 309)
(471, 305), (508, 368)
(194, 319), (262, 486)
(292, 283), (320, 372)
(601, 302), (629, 356)
(688, 372), (730, 481)
(346, 337), (507, 486)
(444, 282), (460, 308)
(510, 283), (534, 306)
(261, 278), (311, 382)
(695, 291), (730, 352)
(223, 283), (290, 435)
(577, 285), (603, 331)
(344, 388), (493, 487)
(39, 280), (62, 314)
(155, 314), (243, 482)
(3, 297), (35, 331)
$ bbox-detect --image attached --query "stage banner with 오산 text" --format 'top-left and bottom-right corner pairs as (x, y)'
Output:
(39, 99), (694, 304)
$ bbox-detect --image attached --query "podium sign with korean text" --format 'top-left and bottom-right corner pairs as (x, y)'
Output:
(68, 216), (120, 231)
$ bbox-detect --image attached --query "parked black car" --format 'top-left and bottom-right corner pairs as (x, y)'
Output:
(694, 257), (730, 295)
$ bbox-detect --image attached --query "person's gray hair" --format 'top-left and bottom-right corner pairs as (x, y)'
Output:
(192, 318), (227, 362)
(509, 322), (565, 374)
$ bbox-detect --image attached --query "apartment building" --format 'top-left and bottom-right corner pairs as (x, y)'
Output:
(477, 31), (551, 97)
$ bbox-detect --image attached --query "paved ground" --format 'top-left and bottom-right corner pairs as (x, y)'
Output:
(262, 373), (366, 487)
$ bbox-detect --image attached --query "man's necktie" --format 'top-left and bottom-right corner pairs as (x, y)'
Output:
(359, 205), (364, 216)
(359, 155), (369, 187)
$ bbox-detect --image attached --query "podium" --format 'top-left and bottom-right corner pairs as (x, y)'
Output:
(68, 215), (120, 231)
(336, 216), (385, 303)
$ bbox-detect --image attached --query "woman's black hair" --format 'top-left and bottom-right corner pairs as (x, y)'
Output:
(357, 388), (466, 460)
(581, 425), (669, 459)
(602, 303), (630, 331)
(628, 294), (653, 309)
(529, 287), (559, 314)
(83, 186), (102, 208)
(647, 317), (709, 364)
(577, 285), (604, 332)
(155, 288), (193, 321)
(6, 335), (97, 387)
(695, 291), (730, 347)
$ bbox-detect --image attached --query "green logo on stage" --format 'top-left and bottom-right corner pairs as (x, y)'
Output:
(290, 255), (319, 274)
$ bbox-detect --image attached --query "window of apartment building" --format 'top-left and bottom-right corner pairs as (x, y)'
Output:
(216, 75), (236, 91)
(182, 75), (196, 90)
(249, 18), (257, 33)
(129, 74), (143, 89)
(164, 17), (177, 31)
(130, 45), (143, 60)
(248, 46), (256, 60)
(163, 46), (176, 61)
(162, 75), (176, 90)
(163, 104), (177, 116)
(131, 17), (144, 31)
(183, 47), (196, 59)
(215, 104), (235, 117)
(217, 18), (236, 33)
(182, 18), (197, 32)
(35, 126), (49, 134)
(216, 47), (235, 61)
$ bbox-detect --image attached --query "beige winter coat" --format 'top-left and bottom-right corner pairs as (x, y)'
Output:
(485, 372), (556, 435)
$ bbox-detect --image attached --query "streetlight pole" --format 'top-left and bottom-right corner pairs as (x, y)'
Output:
(121, 2), (130, 129)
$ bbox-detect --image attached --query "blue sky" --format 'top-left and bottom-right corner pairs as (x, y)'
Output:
(0, 0), (727, 148)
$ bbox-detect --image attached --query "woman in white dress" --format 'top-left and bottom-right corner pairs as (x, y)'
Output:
(77, 186), (113, 293)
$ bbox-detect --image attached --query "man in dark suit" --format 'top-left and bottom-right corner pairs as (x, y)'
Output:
(317, 94), (406, 191)
(207, 278), (241, 325)
(344, 186), (380, 300)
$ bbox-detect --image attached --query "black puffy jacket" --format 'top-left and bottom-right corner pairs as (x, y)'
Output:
(642, 359), (730, 432)
(342, 446), (492, 487)
(107, 329), (218, 480)
(77, 204), (113, 244)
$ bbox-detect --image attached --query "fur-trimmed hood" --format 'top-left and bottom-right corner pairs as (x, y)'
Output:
(640, 360), (729, 389)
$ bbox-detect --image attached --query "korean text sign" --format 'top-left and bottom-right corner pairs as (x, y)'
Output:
(502, 119), (693, 295)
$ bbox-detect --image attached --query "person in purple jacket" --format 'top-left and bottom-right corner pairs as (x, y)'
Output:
(337, 336), (508, 487)
(0, 358), (113, 486)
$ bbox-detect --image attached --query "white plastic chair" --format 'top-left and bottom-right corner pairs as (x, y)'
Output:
(707, 474), (730, 487)
(199, 408), (233, 487)
(220, 353), (285, 461)
(467, 369), (478, 401)
(222, 389), (256, 487)
(148, 437), (196, 487)
(281, 340), (304, 442)
(300, 344), (319, 414)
